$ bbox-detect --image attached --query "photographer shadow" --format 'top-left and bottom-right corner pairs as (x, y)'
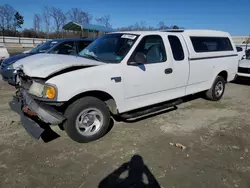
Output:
(99, 154), (161, 188)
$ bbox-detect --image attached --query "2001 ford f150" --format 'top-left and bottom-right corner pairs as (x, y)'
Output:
(12, 29), (238, 143)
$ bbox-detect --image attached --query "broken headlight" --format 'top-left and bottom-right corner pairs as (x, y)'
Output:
(28, 81), (57, 99)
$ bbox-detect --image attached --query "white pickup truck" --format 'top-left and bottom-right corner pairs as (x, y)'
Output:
(13, 29), (238, 143)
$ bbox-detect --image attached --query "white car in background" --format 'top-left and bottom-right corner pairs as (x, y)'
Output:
(237, 57), (250, 78)
(0, 44), (10, 63)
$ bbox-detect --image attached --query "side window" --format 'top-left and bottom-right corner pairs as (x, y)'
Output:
(190, 37), (234, 53)
(236, 47), (243, 52)
(130, 35), (167, 64)
(78, 41), (92, 52)
(168, 35), (184, 61)
(50, 41), (76, 55)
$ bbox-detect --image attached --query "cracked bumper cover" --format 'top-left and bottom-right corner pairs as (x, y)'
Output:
(20, 89), (66, 125)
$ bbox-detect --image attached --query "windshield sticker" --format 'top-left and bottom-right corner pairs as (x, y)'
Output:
(121, 34), (137, 40)
(116, 56), (121, 60)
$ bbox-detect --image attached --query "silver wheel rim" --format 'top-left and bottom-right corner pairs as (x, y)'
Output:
(75, 108), (104, 136)
(215, 81), (224, 97)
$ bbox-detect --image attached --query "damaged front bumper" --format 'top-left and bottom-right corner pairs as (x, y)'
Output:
(17, 88), (66, 125)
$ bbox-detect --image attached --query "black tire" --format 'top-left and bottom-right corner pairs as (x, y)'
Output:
(205, 76), (226, 101)
(63, 96), (110, 143)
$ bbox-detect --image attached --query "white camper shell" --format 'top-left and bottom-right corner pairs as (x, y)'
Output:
(13, 29), (238, 143)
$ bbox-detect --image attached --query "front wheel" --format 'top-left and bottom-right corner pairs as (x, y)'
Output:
(205, 76), (226, 101)
(63, 97), (111, 143)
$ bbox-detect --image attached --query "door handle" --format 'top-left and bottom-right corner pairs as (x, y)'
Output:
(164, 68), (173, 74)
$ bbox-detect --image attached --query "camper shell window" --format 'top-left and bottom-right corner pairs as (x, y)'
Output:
(190, 37), (233, 53)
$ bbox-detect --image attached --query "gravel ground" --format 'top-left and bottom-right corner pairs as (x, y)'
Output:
(0, 78), (250, 188)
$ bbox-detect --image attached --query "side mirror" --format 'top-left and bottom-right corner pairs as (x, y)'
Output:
(128, 52), (146, 65)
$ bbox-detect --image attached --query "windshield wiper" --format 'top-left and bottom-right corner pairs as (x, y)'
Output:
(83, 54), (101, 62)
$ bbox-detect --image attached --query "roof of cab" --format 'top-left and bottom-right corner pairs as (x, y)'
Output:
(110, 29), (230, 37)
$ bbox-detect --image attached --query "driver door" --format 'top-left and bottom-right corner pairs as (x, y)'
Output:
(122, 34), (174, 111)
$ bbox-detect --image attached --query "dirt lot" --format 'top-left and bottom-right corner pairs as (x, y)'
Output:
(0, 78), (250, 188)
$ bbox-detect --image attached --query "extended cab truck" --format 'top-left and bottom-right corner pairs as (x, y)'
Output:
(13, 30), (238, 143)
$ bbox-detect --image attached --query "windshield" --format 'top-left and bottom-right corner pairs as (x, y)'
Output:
(30, 40), (58, 53)
(79, 33), (139, 63)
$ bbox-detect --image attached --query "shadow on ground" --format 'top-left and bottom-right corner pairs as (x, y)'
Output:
(115, 92), (204, 123)
(98, 154), (161, 188)
(231, 77), (250, 86)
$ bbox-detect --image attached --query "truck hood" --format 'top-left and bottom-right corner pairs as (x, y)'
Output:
(239, 59), (250, 68)
(13, 53), (105, 78)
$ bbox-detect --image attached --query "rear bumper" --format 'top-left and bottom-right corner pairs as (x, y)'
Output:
(18, 89), (66, 125)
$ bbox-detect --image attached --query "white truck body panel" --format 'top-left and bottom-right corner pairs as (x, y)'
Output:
(18, 30), (238, 113)
(120, 33), (189, 112)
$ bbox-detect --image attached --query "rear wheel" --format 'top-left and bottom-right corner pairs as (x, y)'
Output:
(63, 97), (110, 143)
(205, 76), (226, 101)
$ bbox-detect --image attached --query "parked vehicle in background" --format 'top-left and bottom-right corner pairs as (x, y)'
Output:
(0, 37), (95, 84)
(236, 46), (245, 60)
(0, 44), (10, 64)
(13, 29), (238, 143)
(237, 56), (250, 78)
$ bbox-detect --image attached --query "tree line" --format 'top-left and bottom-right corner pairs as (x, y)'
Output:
(0, 4), (182, 39)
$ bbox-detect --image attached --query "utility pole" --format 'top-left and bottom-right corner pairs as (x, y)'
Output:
(245, 34), (250, 51)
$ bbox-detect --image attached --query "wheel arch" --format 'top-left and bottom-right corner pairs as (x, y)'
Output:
(217, 70), (228, 82)
(64, 90), (119, 115)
